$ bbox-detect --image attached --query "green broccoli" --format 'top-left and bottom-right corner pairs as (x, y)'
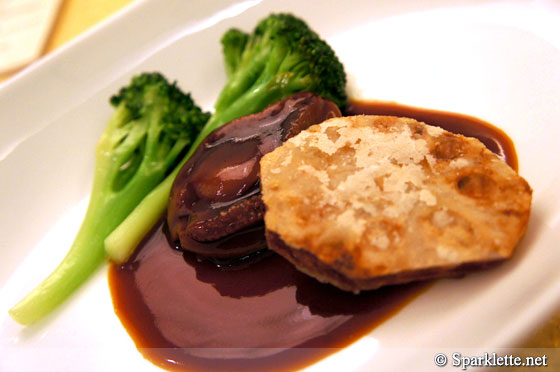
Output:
(221, 28), (249, 78)
(214, 13), (347, 125)
(9, 72), (209, 325)
(104, 13), (347, 264)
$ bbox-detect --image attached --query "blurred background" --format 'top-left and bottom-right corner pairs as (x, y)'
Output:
(0, 0), (557, 358)
(0, 0), (132, 83)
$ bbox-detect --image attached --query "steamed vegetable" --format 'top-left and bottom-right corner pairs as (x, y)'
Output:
(105, 13), (347, 263)
(9, 73), (209, 325)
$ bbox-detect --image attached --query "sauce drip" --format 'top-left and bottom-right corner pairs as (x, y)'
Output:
(109, 100), (518, 372)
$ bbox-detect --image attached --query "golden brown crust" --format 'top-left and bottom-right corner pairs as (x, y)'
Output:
(260, 115), (532, 292)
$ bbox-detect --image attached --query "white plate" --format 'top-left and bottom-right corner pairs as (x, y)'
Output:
(1, 0), (560, 371)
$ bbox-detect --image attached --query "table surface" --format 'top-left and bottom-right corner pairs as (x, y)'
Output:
(0, 0), (558, 357)
(0, 0), (132, 83)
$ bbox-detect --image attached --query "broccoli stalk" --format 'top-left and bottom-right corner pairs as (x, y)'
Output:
(9, 73), (209, 325)
(104, 13), (347, 263)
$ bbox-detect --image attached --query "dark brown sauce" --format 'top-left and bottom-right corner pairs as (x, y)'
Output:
(108, 100), (518, 372)
(109, 224), (426, 372)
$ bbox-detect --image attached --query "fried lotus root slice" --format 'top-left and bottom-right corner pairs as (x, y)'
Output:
(167, 92), (341, 256)
(261, 115), (532, 293)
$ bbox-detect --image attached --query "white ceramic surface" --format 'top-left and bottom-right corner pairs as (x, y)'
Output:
(1, 1), (559, 371)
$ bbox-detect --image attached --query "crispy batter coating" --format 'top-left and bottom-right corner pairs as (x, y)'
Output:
(261, 115), (532, 292)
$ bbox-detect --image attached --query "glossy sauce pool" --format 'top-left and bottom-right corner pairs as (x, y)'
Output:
(108, 100), (518, 372)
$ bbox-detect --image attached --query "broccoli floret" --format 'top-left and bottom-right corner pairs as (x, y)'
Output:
(221, 28), (249, 78)
(214, 13), (347, 126)
(104, 13), (347, 264)
(9, 72), (209, 325)
(106, 73), (209, 191)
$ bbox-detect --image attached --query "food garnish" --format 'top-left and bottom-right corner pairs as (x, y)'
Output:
(9, 72), (209, 324)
